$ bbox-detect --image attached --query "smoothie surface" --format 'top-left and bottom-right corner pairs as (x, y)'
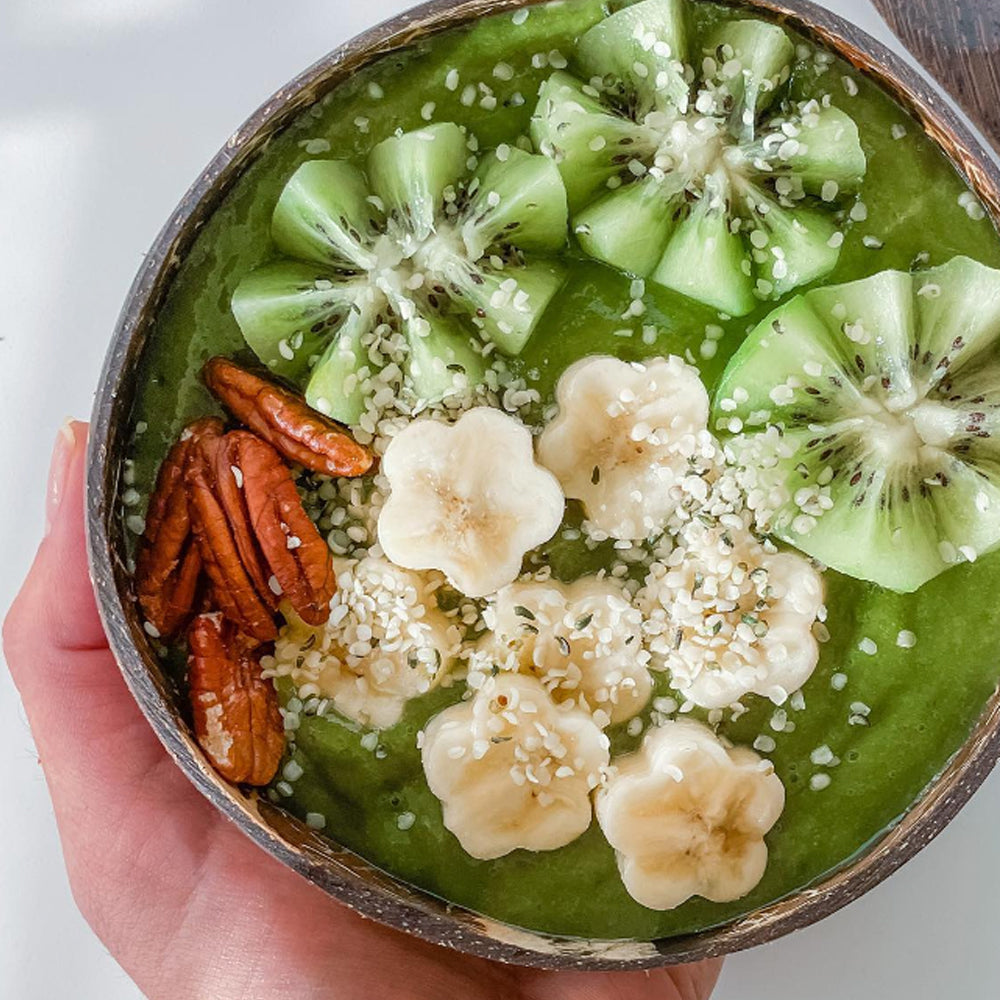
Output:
(126, 0), (1000, 940)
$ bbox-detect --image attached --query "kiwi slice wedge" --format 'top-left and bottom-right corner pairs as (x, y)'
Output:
(231, 124), (568, 424)
(368, 123), (469, 243)
(649, 172), (755, 316)
(531, 0), (866, 315)
(714, 257), (1000, 593)
(231, 262), (366, 381)
(270, 160), (380, 270)
(304, 299), (380, 426)
(575, 0), (689, 116)
(461, 145), (569, 258)
(702, 18), (794, 140)
(403, 310), (489, 403)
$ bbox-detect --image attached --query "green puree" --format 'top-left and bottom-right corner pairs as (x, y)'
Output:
(127, 1), (1000, 939)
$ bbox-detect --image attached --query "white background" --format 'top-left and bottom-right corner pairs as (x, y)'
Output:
(1, 1), (997, 997)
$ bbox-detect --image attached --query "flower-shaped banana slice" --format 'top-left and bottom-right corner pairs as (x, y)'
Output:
(531, 0), (867, 315)
(637, 522), (824, 709)
(421, 674), (610, 859)
(231, 123), (569, 424)
(263, 557), (461, 729)
(474, 577), (653, 726)
(537, 355), (710, 540)
(595, 719), (785, 910)
(377, 408), (565, 598)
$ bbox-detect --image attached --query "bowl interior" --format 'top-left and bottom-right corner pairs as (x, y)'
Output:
(87, 0), (1000, 971)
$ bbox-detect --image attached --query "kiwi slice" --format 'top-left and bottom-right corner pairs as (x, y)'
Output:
(703, 19), (795, 138)
(305, 302), (379, 426)
(446, 259), (567, 356)
(461, 145), (569, 257)
(368, 123), (469, 243)
(745, 194), (840, 299)
(749, 105), (867, 197)
(575, 0), (689, 116)
(531, 0), (866, 315)
(714, 257), (1000, 593)
(271, 160), (380, 270)
(532, 72), (657, 210)
(403, 310), (489, 402)
(231, 125), (569, 424)
(230, 262), (365, 380)
(574, 174), (685, 279)
(651, 172), (755, 315)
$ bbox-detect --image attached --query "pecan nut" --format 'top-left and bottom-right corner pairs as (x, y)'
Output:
(210, 433), (278, 612)
(188, 613), (283, 786)
(203, 356), (375, 478)
(187, 434), (279, 643)
(135, 418), (223, 637)
(228, 431), (337, 626)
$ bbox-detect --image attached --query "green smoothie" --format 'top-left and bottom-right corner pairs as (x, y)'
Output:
(124, 0), (1000, 941)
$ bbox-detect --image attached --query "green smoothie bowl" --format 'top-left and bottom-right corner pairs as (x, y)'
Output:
(87, 0), (1000, 970)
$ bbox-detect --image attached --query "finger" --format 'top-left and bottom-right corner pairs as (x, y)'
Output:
(1, 422), (223, 946)
(4, 421), (166, 790)
(520, 957), (724, 1000)
(7, 421), (108, 661)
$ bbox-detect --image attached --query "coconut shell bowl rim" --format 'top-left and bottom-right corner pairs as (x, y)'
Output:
(86, 0), (1000, 972)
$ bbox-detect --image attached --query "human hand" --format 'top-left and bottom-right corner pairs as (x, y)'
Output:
(3, 421), (723, 1000)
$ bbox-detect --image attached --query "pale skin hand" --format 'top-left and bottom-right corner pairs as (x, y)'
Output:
(3, 422), (723, 1000)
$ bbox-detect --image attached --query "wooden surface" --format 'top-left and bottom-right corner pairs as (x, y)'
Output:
(871, 0), (1000, 148)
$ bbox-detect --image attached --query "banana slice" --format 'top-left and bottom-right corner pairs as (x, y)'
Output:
(472, 577), (653, 727)
(638, 522), (823, 709)
(263, 557), (461, 729)
(421, 674), (610, 859)
(595, 719), (785, 910)
(537, 356), (711, 540)
(378, 407), (565, 598)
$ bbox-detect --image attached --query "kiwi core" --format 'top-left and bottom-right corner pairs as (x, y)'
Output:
(849, 390), (966, 459)
(866, 407), (924, 458)
(908, 399), (965, 450)
(646, 113), (731, 188)
(364, 224), (464, 308)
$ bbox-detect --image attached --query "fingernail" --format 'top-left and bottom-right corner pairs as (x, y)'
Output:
(46, 420), (78, 536)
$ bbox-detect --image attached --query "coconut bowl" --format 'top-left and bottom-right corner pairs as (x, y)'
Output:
(86, 0), (1000, 971)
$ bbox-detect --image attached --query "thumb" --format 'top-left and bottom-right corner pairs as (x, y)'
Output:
(9, 420), (107, 660)
(3, 420), (165, 792)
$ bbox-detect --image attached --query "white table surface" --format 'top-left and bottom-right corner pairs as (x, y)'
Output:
(1, 1), (998, 997)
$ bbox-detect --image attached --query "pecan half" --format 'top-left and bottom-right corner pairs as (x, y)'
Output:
(203, 356), (375, 478)
(210, 433), (277, 612)
(188, 613), (283, 786)
(228, 431), (336, 626)
(187, 435), (279, 643)
(135, 418), (223, 637)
